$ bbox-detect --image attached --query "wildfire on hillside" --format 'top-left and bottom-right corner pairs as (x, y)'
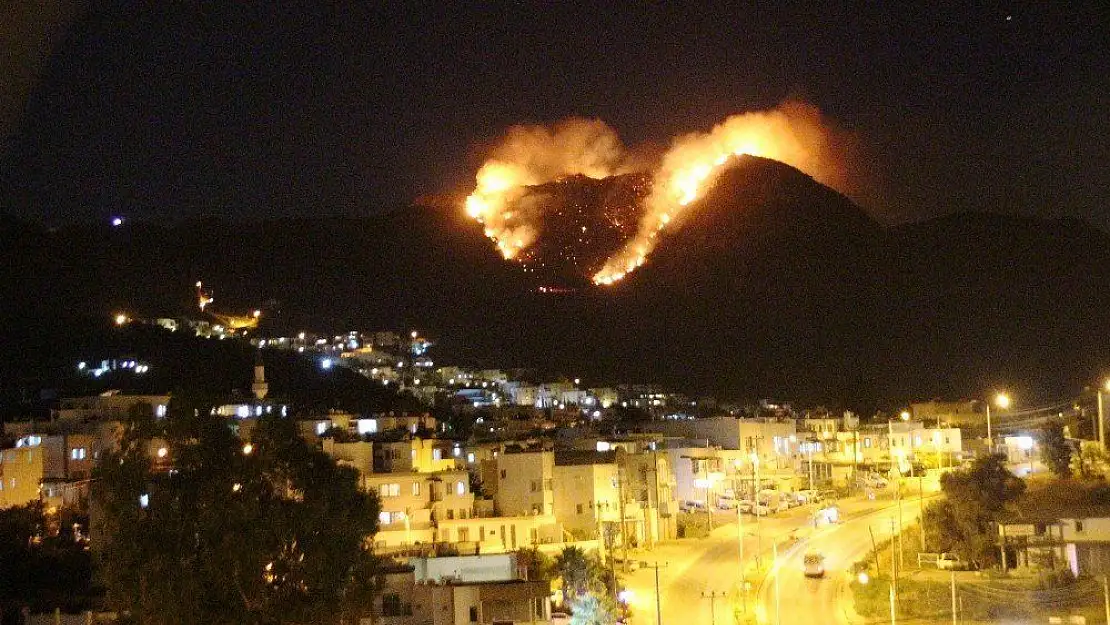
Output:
(463, 101), (852, 286)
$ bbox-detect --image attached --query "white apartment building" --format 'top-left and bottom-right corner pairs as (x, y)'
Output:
(494, 451), (554, 516)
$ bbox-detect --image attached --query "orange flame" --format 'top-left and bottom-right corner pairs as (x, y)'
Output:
(463, 102), (849, 285)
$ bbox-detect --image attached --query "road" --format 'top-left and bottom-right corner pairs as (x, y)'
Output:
(757, 493), (931, 625)
(622, 484), (937, 625)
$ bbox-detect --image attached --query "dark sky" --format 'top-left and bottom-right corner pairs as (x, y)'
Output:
(2, 3), (1107, 227)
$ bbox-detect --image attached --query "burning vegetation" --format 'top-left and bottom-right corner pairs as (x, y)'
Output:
(463, 101), (854, 286)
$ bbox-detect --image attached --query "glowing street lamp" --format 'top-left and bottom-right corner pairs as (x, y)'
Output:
(242, 443), (254, 455)
(899, 410), (911, 422)
(985, 392), (1011, 447)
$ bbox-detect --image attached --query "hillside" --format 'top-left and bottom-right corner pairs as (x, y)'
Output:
(3, 157), (1109, 409)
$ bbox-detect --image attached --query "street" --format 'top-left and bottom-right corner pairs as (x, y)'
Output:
(758, 493), (931, 625)
(622, 485), (936, 625)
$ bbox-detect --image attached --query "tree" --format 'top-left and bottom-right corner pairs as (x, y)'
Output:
(1041, 419), (1073, 478)
(1071, 443), (1110, 479)
(517, 547), (553, 581)
(554, 547), (607, 604)
(569, 593), (619, 625)
(923, 454), (1025, 567)
(0, 502), (93, 621)
(94, 395), (380, 625)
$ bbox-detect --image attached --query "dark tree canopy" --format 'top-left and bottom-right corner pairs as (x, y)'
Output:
(94, 395), (380, 625)
(1040, 419), (1073, 478)
(923, 454), (1025, 567)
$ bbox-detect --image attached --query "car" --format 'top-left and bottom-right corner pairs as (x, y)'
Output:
(717, 496), (739, 510)
(775, 500), (792, 513)
(551, 612), (570, 625)
(936, 552), (971, 571)
(803, 552), (826, 578)
(796, 489), (821, 504)
(749, 503), (771, 516)
(680, 500), (708, 513)
(737, 499), (754, 513)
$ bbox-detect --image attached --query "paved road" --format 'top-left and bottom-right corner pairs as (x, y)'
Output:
(621, 506), (814, 625)
(758, 493), (931, 625)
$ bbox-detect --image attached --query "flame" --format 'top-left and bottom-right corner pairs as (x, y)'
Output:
(463, 102), (849, 285)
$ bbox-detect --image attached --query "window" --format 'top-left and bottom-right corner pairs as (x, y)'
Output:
(447, 509), (455, 520)
(71, 447), (87, 460)
(412, 482), (421, 496)
(469, 606), (479, 622)
(467, 452), (475, 463)
(456, 481), (466, 495)
(383, 594), (410, 617)
(433, 448), (443, 461)
(500, 469), (507, 479)
(379, 483), (400, 498)
(357, 419), (378, 435)
(577, 503), (584, 514)
(379, 511), (391, 525)
(531, 479), (540, 493)
(459, 528), (470, 542)
(864, 438), (872, 448)
(1076, 520), (1085, 532)
(315, 421), (328, 435)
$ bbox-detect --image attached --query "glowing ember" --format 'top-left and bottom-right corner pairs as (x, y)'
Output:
(463, 102), (849, 285)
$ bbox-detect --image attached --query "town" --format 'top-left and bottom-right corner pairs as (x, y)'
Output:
(3, 319), (1109, 625)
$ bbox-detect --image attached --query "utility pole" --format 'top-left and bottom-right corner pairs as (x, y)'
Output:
(897, 485), (905, 571)
(773, 541), (781, 625)
(737, 498), (746, 614)
(618, 467), (629, 573)
(950, 571), (957, 625)
(1099, 387), (1107, 452)
(701, 591), (726, 625)
(918, 475), (926, 552)
(890, 517), (898, 625)
(986, 402), (992, 448)
(642, 561), (669, 625)
(1102, 575), (1110, 625)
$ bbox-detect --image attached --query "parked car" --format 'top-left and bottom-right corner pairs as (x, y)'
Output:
(680, 500), (708, 513)
(737, 499), (754, 513)
(803, 552), (826, 578)
(552, 613), (570, 625)
(749, 503), (771, 516)
(936, 552), (972, 571)
(796, 489), (821, 504)
(717, 496), (739, 510)
(775, 500), (792, 513)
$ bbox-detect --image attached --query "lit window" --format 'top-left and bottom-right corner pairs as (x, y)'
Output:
(236, 405), (249, 418)
(139, 494), (150, 509)
(433, 449), (442, 461)
(467, 452), (475, 463)
(156, 404), (167, 418)
(379, 511), (391, 525)
(412, 482), (421, 496)
(453, 446), (461, 457)
(456, 481), (466, 495)
(357, 419), (378, 435)
(316, 422), (329, 435)
(864, 438), (872, 448)
(70, 448), (87, 461)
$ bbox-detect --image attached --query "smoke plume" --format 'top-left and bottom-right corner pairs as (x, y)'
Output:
(464, 101), (858, 283)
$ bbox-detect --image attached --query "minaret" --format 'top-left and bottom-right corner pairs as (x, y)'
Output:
(252, 351), (269, 400)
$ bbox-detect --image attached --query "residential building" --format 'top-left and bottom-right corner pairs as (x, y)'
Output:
(552, 451), (621, 540)
(374, 554), (550, 625)
(0, 446), (44, 508)
(494, 451), (554, 516)
(54, 392), (170, 422)
(367, 469), (474, 548)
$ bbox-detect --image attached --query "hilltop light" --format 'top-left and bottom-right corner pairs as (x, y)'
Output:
(114, 313), (128, 326)
(994, 393), (1011, 410)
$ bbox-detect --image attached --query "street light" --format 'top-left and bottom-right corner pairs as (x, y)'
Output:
(899, 410), (911, 422)
(985, 392), (1011, 448)
(1098, 379), (1110, 451)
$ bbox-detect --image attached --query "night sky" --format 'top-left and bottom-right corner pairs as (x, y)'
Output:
(2, 3), (1106, 227)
